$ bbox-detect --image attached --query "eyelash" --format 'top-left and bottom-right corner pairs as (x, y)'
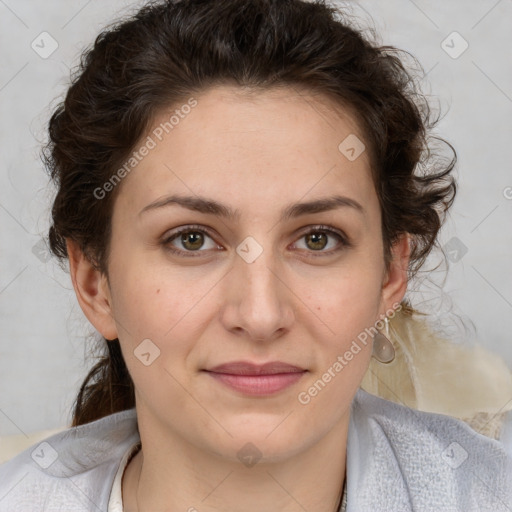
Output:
(162, 224), (351, 258)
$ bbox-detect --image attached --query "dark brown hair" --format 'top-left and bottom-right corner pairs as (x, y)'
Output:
(43, 0), (456, 426)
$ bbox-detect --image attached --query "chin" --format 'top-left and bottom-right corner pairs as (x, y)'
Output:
(204, 420), (312, 464)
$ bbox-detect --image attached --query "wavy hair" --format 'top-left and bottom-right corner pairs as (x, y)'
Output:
(42, 0), (456, 426)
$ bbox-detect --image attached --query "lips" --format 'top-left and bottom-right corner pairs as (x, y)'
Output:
(204, 361), (307, 396)
(207, 361), (306, 375)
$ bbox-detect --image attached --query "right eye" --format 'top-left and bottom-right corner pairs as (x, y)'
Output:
(162, 225), (223, 257)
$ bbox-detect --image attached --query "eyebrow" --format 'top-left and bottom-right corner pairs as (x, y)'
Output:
(139, 193), (365, 221)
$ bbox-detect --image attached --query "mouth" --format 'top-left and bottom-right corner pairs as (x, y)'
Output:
(203, 361), (307, 396)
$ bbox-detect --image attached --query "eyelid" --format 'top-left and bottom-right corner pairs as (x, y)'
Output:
(162, 224), (350, 257)
(161, 224), (222, 257)
(291, 224), (351, 255)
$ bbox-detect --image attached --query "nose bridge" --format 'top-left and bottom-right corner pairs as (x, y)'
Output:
(236, 233), (281, 304)
(227, 233), (294, 339)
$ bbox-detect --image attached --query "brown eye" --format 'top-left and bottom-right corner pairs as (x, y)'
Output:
(163, 225), (221, 256)
(304, 232), (329, 251)
(294, 226), (350, 256)
(180, 231), (205, 251)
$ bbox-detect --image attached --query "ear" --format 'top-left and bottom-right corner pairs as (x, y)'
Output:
(379, 232), (410, 314)
(66, 239), (118, 341)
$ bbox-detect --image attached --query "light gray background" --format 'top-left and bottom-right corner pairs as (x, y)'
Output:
(1, 0), (511, 435)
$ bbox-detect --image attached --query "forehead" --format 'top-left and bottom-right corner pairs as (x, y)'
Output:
(114, 84), (377, 221)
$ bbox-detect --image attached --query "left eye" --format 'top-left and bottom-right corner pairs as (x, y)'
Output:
(293, 227), (347, 253)
(163, 226), (220, 256)
(162, 225), (348, 257)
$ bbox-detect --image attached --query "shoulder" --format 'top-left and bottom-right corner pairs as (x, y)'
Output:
(346, 388), (512, 512)
(0, 408), (139, 512)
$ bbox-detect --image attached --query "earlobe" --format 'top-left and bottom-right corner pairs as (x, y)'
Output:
(380, 233), (410, 311)
(66, 239), (118, 341)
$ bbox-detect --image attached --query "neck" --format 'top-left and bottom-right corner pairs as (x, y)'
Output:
(122, 413), (349, 512)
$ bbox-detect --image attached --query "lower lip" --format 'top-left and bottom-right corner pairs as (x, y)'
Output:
(206, 371), (306, 396)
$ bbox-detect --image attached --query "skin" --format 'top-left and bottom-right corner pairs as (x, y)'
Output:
(67, 84), (409, 512)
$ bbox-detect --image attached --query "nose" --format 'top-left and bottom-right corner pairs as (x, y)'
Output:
(220, 241), (296, 343)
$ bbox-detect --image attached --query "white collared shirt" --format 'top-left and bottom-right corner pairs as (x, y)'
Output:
(108, 442), (141, 512)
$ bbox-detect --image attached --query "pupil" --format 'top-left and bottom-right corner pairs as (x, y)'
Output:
(308, 232), (326, 250)
(183, 232), (203, 250)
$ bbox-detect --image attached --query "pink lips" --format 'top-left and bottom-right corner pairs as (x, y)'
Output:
(205, 361), (307, 396)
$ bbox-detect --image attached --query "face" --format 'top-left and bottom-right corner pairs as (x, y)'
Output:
(75, 85), (408, 463)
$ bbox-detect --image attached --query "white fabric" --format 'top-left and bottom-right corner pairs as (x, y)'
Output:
(0, 388), (511, 511)
(107, 442), (141, 512)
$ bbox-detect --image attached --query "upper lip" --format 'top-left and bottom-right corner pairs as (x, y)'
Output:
(206, 361), (306, 375)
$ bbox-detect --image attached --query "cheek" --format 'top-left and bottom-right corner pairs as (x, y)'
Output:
(305, 261), (384, 333)
(296, 266), (383, 395)
(108, 251), (201, 337)
(296, 277), (380, 411)
(108, 260), (218, 387)
(109, 269), (199, 409)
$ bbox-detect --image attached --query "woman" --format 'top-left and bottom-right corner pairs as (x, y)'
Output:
(1, 0), (511, 510)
